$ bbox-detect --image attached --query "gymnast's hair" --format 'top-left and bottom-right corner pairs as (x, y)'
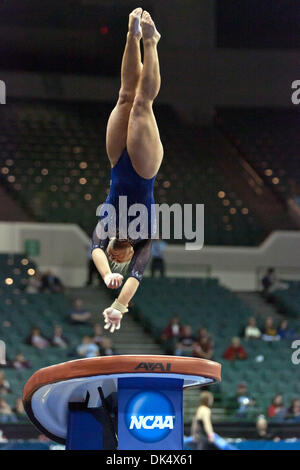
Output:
(199, 391), (214, 408)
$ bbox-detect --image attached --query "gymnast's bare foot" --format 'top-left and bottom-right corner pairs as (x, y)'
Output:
(128, 7), (143, 39)
(141, 11), (161, 43)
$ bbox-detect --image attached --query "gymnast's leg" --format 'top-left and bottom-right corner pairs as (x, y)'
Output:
(127, 11), (164, 179)
(106, 8), (143, 166)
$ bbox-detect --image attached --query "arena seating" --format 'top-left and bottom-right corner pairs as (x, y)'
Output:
(132, 277), (300, 419)
(216, 108), (300, 199)
(0, 254), (93, 416)
(272, 281), (300, 318)
(0, 101), (266, 246)
(0, 257), (298, 424)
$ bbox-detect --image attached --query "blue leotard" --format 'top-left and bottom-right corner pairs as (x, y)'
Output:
(92, 149), (157, 282)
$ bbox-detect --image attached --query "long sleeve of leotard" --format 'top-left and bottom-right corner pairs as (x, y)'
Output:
(91, 225), (152, 282)
(128, 239), (152, 282)
(91, 225), (109, 253)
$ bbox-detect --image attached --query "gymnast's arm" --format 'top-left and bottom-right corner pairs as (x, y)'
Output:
(117, 277), (140, 306)
(92, 248), (111, 279)
(116, 239), (152, 305)
(91, 227), (124, 289)
(103, 239), (152, 333)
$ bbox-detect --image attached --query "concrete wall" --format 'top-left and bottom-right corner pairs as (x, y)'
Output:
(0, 222), (89, 287)
(1, 222), (300, 290)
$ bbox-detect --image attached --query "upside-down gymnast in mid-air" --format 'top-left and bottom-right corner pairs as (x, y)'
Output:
(91, 9), (163, 333)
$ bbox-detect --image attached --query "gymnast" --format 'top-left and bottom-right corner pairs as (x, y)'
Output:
(91, 9), (163, 333)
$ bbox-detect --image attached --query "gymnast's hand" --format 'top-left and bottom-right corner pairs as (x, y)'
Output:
(103, 307), (122, 333)
(104, 273), (124, 289)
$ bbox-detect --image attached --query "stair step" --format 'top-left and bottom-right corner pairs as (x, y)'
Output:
(237, 291), (283, 321)
(66, 286), (164, 355)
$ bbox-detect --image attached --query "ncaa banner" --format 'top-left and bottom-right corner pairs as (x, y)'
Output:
(118, 377), (184, 450)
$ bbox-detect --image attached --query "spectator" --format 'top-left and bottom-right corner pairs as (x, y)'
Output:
(26, 327), (50, 349)
(193, 335), (214, 360)
(261, 268), (288, 299)
(179, 325), (197, 348)
(150, 238), (167, 278)
(11, 353), (31, 370)
(0, 398), (17, 423)
(26, 271), (42, 294)
(262, 317), (280, 342)
(51, 325), (69, 349)
(69, 299), (92, 325)
(161, 315), (184, 342)
(41, 270), (64, 294)
(175, 325), (197, 356)
(278, 320), (295, 341)
(244, 317), (261, 340)
(0, 371), (11, 394)
(13, 398), (26, 419)
(255, 415), (280, 441)
(76, 336), (99, 358)
(197, 327), (209, 342)
(287, 399), (300, 422)
(223, 337), (248, 361)
(227, 382), (255, 418)
(99, 337), (118, 356)
(267, 395), (286, 421)
(92, 324), (104, 348)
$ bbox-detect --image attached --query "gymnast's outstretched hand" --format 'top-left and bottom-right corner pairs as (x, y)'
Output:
(104, 273), (124, 289)
(103, 307), (123, 333)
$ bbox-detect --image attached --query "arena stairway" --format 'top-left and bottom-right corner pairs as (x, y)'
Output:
(66, 285), (164, 355)
(236, 291), (283, 323)
(210, 125), (297, 233)
(0, 184), (32, 222)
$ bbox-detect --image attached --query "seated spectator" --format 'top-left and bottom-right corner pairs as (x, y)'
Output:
(99, 337), (118, 356)
(278, 320), (295, 340)
(287, 399), (300, 422)
(76, 336), (99, 358)
(261, 268), (288, 299)
(244, 317), (261, 340)
(11, 353), (31, 370)
(13, 398), (27, 419)
(0, 371), (11, 394)
(192, 335), (214, 360)
(26, 327), (50, 349)
(25, 271), (42, 294)
(0, 398), (17, 423)
(161, 315), (184, 342)
(197, 327), (209, 342)
(175, 325), (197, 356)
(179, 325), (197, 348)
(223, 337), (248, 361)
(227, 382), (255, 418)
(41, 270), (64, 294)
(69, 299), (92, 325)
(51, 325), (69, 349)
(255, 415), (280, 441)
(262, 317), (280, 342)
(267, 394), (287, 421)
(92, 324), (104, 347)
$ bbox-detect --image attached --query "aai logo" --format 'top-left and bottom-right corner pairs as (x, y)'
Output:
(125, 391), (175, 443)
